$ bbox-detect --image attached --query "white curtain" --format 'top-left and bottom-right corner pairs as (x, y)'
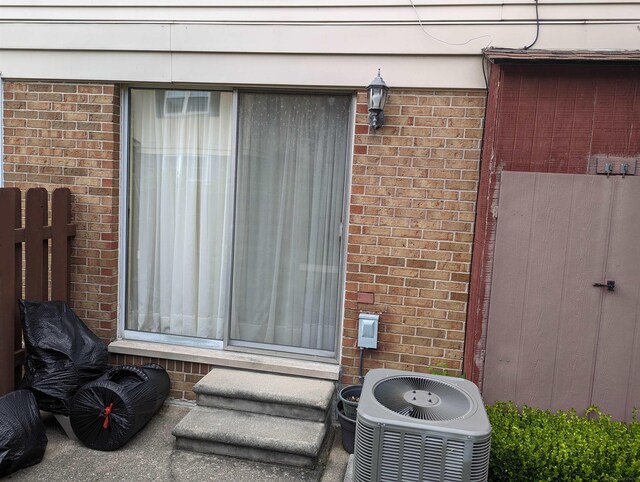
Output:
(127, 89), (233, 339)
(231, 93), (350, 351)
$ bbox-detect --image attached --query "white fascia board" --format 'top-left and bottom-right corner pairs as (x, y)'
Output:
(170, 53), (487, 90)
(0, 23), (171, 52)
(170, 23), (640, 54)
(0, 49), (487, 89)
(169, 24), (494, 55)
(1, 22), (639, 56)
(0, 50), (172, 83)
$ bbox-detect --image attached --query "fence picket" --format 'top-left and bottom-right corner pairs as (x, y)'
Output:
(0, 188), (21, 395)
(51, 188), (75, 302)
(25, 188), (48, 302)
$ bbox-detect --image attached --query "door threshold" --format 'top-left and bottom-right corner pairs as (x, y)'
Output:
(108, 339), (340, 381)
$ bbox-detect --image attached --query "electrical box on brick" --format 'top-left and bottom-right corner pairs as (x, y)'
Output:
(358, 313), (379, 349)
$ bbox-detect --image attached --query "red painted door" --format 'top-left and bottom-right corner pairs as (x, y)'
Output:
(482, 171), (640, 421)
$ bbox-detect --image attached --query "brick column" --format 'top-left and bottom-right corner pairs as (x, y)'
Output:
(3, 81), (120, 344)
(341, 89), (485, 384)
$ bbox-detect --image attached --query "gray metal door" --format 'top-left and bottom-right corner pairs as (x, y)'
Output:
(482, 171), (640, 421)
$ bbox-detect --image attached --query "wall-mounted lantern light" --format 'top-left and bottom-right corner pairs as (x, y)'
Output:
(367, 69), (389, 129)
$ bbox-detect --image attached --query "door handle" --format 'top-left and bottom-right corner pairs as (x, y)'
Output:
(593, 280), (615, 292)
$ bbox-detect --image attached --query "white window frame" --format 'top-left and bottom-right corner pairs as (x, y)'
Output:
(117, 86), (128, 341)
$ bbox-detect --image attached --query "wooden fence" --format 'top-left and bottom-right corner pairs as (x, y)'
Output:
(0, 187), (76, 396)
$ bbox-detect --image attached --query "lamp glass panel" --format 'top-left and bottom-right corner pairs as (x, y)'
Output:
(369, 88), (382, 110)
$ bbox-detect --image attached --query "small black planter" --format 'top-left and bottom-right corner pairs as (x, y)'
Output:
(338, 385), (362, 419)
(337, 400), (356, 454)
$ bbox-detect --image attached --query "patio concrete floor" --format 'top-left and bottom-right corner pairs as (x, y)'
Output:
(5, 403), (350, 482)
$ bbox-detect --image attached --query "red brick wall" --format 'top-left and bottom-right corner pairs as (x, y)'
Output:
(2, 81), (120, 343)
(341, 89), (485, 384)
(2, 81), (487, 395)
(110, 354), (209, 400)
(1, 81), (211, 400)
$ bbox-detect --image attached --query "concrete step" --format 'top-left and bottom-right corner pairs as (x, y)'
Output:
(193, 368), (335, 422)
(172, 405), (329, 468)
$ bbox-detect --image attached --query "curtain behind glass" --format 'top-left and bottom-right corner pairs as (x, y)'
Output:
(231, 93), (350, 352)
(127, 89), (233, 339)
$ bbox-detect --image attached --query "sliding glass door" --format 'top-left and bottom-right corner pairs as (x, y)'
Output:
(231, 93), (350, 354)
(125, 89), (350, 357)
(126, 89), (234, 341)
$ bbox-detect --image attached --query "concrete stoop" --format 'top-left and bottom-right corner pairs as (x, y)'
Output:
(172, 368), (336, 469)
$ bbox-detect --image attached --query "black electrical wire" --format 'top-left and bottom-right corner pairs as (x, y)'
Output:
(481, 55), (489, 90)
(524, 0), (540, 50)
(358, 348), (365, 384)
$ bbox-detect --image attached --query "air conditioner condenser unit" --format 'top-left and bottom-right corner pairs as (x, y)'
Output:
(353, 369), (491, 482)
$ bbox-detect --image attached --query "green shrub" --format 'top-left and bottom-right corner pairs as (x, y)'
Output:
(486, 402), (640, 481)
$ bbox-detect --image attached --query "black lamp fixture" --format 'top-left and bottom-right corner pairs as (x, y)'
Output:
(367, 69), (389, 129)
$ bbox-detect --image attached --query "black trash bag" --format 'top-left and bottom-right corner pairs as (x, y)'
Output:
(69, 364), (170, 451)
(20, 299), (110, 415)
(0, 390), (48, 477)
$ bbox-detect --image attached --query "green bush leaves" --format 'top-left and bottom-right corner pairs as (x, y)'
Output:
(486, 402), (640, 482)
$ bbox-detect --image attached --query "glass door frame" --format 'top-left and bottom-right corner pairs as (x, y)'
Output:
(118, 86), (355, 363)
(223, 89), (355, 361)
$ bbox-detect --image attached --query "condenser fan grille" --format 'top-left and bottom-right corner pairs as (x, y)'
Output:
(373, 376), (473, 421)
